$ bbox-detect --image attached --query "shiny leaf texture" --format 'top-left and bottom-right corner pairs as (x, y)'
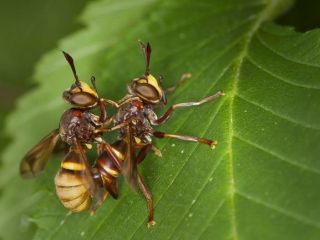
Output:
(1, 0), (320, 239)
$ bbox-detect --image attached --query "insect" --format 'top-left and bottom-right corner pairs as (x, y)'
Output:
(20, 51), (119, 213)
(98, 42), (224, 226)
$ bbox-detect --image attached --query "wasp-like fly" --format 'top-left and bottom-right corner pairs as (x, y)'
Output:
(97, 42), (224, 226)
(21, 43), (223, 227)
(20, 51), (119, 213)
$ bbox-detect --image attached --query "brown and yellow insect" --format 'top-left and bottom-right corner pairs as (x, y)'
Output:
(20, 43), (224, 227)
(20, 51), (119, 213)
(97, 42), (224, 226)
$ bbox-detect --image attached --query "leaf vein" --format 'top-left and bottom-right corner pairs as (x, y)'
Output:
(154, 15), (258, 65)
(256, 30), (320, 69)
(227, 1), (287, 239)
(236, 93), (320, 130)
(196, 199), (226, 240)
(233, 134), (320, 176)
(246, 53), (320, 90)
(166, 149), (226, 239)
(236, 190), (320, 229)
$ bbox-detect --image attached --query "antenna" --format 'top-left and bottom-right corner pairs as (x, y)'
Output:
(62, 51), (80, 87)
(91, 76), (97, 92)
(139, 41), (152, 75)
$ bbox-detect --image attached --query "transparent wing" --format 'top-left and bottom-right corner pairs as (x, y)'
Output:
(69, 139), (97, 198)
(122, 124), (138, 189)
(20, 129), (60, 178)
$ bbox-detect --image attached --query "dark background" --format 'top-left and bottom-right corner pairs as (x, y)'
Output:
(0, 0), (90, 155)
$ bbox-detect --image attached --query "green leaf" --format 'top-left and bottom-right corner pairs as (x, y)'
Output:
(2, 0), (320, 239)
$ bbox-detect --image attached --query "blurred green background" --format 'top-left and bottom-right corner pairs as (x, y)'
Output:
(0, 0), (90, 154)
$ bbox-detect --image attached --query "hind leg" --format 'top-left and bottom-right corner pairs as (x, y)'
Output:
(137, 174), (155, 227)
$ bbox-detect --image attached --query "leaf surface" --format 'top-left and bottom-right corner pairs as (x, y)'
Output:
(1, 0), (320, 239)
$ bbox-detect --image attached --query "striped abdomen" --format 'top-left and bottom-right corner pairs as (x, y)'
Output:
(54, 146), (92, 212)
(94, 142), (125, 199)
(95, 150), (120, 199)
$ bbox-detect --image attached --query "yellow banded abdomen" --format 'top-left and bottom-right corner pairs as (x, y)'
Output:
(55, 169), (91, 212)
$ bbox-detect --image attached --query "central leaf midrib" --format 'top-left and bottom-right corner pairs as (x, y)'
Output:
(227, 0), (284, 239)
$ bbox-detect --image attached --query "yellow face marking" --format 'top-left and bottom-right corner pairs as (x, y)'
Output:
(146, 74), (163, 98)
(61, 162), (86, 171)
(137, 79), (147, 84)
(70, 81), (98, 97)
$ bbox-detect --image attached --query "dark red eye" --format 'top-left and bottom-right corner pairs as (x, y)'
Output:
(135, 83), (159, 102)
(70, 93), (97, 107)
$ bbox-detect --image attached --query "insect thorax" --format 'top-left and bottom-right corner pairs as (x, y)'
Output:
(59, 108), (99, 145)
(114, 100), (155, 144)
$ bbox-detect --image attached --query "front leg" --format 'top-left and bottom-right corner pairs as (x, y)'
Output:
(135, 143), (162, 159)
(94, 118), (131, 134)
(101, 98), (119, 108)
(151, 91), (224, 125)
(135, 144), (152, 164)
(98, 99), (107, 123)
(98, 98), (119, 124)
(136, 144), (153, 164)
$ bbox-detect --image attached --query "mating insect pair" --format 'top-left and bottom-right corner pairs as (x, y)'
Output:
(20, 42), (224, 227)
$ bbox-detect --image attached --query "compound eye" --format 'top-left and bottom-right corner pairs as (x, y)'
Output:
(135, 83), (159, 102)
(70, 93), (97, 107)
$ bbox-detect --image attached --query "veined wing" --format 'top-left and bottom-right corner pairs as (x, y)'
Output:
(20, 128), (60, 178)
(122, 124), (138, 189)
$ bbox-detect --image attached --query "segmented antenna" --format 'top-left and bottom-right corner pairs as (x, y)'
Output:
(62, 51), (80, 87)
(139, 41), (152, 76)
(91, 76), (97, 92)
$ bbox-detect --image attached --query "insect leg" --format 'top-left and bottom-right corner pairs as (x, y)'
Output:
(151, 145), (162, 157)
(90, 192), (109, 214)
(135, 143), (162, 159)
(153, 131), (217, 149)
(136, 144), (152, 164)
(117, 96), (141, 107)
(137, 173), (155, 227)
(98, 99), (107, 123)
(97, 98), (118, 124)
(152, 91), (224, 125)
(95, 118), (131, 134)
(101, 98), (119, 108)
(165, 73), (191, 94)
